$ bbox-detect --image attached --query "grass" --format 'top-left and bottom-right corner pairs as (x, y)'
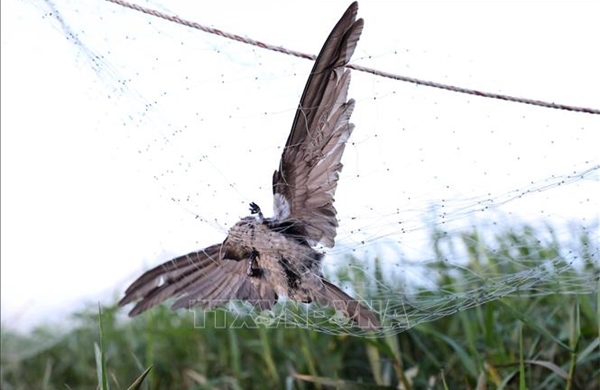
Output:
(1, 224), (598, 389)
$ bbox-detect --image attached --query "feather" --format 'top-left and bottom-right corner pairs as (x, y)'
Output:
(119, 244), (276, 316)
(272, 1), (363, 248)
(119, 2), (378, 330)
(314, 279), (380, 330)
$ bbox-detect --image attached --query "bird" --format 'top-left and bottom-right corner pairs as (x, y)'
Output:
(119, 1), (379, 329)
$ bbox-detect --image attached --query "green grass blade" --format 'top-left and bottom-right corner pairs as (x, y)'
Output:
(293, 373), (395, 389)
(96, 305), (109, 390)
(126, 365), (153, 390)
(497, 299), (570, 350)
(518, 323), (525, 390)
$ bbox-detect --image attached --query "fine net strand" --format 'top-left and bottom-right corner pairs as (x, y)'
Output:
(31, 0), (600, 337)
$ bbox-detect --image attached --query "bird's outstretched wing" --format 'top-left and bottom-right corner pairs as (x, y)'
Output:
(119, 244), (277, 316)
(272, 2), (364, 248)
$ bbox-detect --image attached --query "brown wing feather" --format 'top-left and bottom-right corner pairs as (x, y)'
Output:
(315, 279), (379, 330)
(119, 244), (277, 316)
(272, 1), (364, 247)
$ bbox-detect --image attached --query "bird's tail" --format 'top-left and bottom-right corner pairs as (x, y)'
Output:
(315, 279), (380, 330)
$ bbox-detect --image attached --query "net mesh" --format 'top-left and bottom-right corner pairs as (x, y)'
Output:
(28, 0), (599, 337)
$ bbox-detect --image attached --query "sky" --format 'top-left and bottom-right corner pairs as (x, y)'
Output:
(2, 0), (599, 331)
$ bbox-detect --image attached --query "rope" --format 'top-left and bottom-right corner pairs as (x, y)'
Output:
(105, 0), (599, 115)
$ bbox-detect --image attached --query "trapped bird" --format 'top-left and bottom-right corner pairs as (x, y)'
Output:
(120, 2), (379, 329)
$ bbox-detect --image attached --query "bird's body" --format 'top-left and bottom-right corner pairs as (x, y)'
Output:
(224, 214), (324, 303)
(120, 2), (379, 329)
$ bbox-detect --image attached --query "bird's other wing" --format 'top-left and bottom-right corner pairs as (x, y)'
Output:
(314, 279), (380, 330)
(272, 1), (363, 247)
(119, 243), (277, 316)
